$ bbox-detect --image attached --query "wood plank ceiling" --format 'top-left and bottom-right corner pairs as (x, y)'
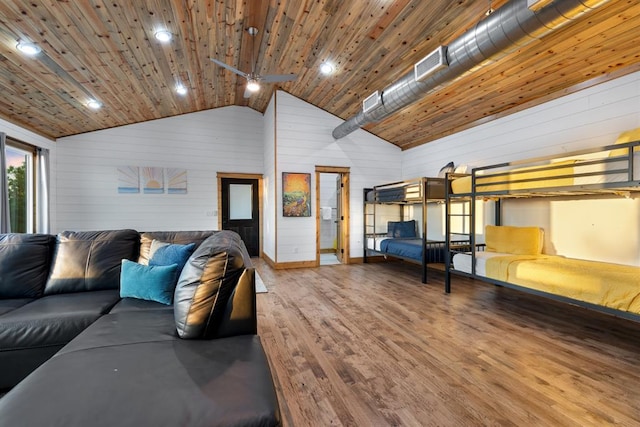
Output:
(0, 1), (638, 149)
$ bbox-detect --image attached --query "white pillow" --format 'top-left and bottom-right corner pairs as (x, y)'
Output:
(454, 164), (468, 173)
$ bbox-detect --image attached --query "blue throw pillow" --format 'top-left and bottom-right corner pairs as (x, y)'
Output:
(387, 220), (417, 238)
(120, 259), (178, 305)
(149, 242), (196, 274)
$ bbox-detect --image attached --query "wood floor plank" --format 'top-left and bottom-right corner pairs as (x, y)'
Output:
(255, 259), (640, 426)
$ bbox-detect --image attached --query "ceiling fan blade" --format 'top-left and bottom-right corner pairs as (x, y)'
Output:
(261, 74), (298, 83)
(209, 58), (248, 78)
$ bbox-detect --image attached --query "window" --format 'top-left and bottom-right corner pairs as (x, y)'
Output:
(4, 140), (34, 233)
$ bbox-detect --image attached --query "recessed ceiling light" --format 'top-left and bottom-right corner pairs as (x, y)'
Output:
(87, 99), (102, 109)
(246, 79), (260, 93)
(154, 30), (172, 43)
(16, 42), (41, 55)
(320, 62), (335, 75)
(175, 84), (187, 95)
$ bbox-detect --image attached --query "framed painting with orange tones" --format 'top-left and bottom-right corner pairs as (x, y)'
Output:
(282, 172), (311, 217)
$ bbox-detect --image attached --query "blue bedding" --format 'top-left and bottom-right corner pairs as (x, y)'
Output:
(379, 238), (445, 263)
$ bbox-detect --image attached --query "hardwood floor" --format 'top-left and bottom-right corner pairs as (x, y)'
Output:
(254, 259), (640, 427)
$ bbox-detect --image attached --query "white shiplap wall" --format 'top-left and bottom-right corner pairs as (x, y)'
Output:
(275, 91), (402, 262)
(55, 107), (263, 233)
(263, 96), (277, 261)
(403, 71), (640, 265)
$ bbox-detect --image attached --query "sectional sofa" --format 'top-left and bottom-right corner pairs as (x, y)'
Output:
(0, 229), (280, 426)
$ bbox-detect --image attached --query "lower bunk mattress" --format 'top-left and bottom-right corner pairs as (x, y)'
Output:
(452, 252), (640, 314)
(367, 237), (446, 263)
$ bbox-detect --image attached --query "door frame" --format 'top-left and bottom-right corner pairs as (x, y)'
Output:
(217, 172), (263, 258)
(315, 166), (350, 266)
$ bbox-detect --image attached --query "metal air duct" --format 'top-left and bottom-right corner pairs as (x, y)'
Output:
(332, 0), (611, 140)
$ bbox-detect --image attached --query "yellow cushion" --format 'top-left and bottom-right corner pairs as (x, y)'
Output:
(485, 225), (544, 255)
(609, 127), (640, 157)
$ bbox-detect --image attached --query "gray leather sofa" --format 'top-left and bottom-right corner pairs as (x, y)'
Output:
(0, 229), (280, 426)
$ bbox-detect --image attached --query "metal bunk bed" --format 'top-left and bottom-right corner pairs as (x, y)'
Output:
(363, 177), (464, 283)
(444, 138), (640, 319)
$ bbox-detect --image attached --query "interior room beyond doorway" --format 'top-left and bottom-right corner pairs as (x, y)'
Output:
(316, 166), (350, 266)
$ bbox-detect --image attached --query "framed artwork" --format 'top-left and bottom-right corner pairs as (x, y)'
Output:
(167, 168), (188, 194)
(117, 166), (139, 193)
(142, 167), (164, 194)
(282, 172), (311, 217)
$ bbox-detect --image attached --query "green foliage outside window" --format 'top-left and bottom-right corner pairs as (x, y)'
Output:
(7, 163), (26, 233)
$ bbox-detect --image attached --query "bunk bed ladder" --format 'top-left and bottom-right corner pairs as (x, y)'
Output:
(445, 184), (452, 293)
(421, 178), (428, 284)
(445, 174), (473, 293)
(363, 188), (375, 263)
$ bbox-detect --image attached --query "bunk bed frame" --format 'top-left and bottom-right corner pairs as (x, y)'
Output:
(364, 177), (465, 283)
(444, 138), (640, 320)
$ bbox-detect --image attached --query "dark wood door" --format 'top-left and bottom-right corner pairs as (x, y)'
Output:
(221, 177), (259, 256)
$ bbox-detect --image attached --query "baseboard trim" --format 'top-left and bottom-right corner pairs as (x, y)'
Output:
(263, 255), (384, 267)
(359, 256), (393, 263)
(262, 254), (276, 269)
(261, 254), (318, 269)
(271, 260), (317, 269)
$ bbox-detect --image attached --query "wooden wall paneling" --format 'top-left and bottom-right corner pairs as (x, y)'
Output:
(0, 0), (638, 148)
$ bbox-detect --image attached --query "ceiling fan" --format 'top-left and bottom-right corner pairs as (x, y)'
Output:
(210, 27), (297, 98)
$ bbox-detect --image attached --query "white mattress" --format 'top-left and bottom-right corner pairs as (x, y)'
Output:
(451, 251), (512, 276)
(367, 237), (388, 252)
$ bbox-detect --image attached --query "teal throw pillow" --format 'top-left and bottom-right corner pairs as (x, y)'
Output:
(148, 239), (170, 261)
(120, 259), (178, 305)
(149, 242), (196, 275)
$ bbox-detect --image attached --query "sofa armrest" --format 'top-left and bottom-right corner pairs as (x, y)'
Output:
(210, 266), (257, 338)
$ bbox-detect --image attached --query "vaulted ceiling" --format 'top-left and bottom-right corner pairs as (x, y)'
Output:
(0, 1), (638, 149)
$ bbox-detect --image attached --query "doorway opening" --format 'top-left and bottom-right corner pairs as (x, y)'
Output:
(315, 166), (350, 266)
(217, 173), (263, 257)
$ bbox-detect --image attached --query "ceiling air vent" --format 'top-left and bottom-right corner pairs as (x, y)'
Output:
(414, 46), (448, 82)
(362, 91), (382, 113)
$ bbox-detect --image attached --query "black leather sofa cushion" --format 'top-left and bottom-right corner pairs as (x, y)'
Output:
(109, 297), (174, 313)
(0, 312), (281, 427)
(0, 290), (120, 350)
(138, 230), (216, 265)
(0, 233), (55, 298)
(0, 298), (33, 316)
(174, 231), (251, 339)
(57, 310), (178, 355)
(45, 229), (139, 294)
(0, 289), (120, 389)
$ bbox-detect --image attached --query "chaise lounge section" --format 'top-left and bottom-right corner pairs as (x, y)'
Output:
(0, 229), (280, 426)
